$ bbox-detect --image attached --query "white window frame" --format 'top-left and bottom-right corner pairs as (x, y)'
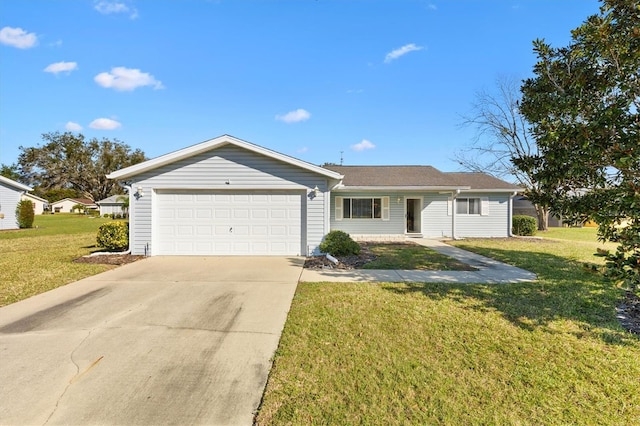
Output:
(455, 197), (489, 216)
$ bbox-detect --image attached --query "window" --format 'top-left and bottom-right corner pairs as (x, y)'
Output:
(343, 198), (381, 218)
(456, 198), (481, 215)
(335, 196), (389, 221)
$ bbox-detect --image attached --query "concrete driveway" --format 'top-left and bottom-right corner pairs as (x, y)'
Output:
(0, 256), (304, 425)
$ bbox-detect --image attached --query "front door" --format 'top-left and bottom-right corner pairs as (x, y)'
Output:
(406, 198), (422, 234)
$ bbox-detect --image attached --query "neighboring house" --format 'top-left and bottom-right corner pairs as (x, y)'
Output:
(512, 196), (564, 227)
(0, 175), (33, 230)
(21, 193), (48, 215)
(50, 198), (98, 213)
(96, 195), (127, 216)
(107, 135), (522, 257)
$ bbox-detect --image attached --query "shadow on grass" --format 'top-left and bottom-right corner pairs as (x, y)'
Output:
(384, 246), (635, 346)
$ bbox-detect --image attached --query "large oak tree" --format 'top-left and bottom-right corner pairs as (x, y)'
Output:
(18, 132), (147, 201)
(518, 0), (639, 291)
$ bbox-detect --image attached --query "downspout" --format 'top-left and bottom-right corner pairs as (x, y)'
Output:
(451, 189), (460, 240)
(508, 191), (518, 237)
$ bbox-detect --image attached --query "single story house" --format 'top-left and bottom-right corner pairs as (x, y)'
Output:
(50, 198), (98, 213)
(21, 193), (48, 215)
(107, 135), (521, 256)
(96, 194), (128, 216)
(0, 175), (33, 230)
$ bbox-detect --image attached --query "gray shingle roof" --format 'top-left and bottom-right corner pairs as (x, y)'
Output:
(323, 165), (520, 190)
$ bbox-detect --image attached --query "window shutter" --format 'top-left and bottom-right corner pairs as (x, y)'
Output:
(481, 197), (489, 216)
(447, 197), (452, 216)
(382, 197), (390, 221)
(335, 196), (343, 221)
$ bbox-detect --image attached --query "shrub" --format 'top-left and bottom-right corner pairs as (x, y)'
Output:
(16, 200), (35, 229)
(319, 230), (361, 256)
(96, 221), (129, 251)
(512, 215), (537, 236)
(103, 213), (110, 218)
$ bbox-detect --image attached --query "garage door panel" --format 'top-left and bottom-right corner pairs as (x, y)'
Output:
(156, 191), (303, 255)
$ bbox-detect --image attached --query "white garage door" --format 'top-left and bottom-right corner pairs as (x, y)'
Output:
(156, 190), (303, 255)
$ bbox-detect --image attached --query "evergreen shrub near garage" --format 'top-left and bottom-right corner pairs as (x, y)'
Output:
(512, 215), (537, 236)
(319, 230), (361, 256)
(16, 200), (35, 228)
(96, 221), (129, 251)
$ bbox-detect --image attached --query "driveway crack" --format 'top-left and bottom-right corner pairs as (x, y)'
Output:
(43, 328), (95, 425)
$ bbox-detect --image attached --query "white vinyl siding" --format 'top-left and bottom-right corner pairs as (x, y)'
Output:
(0, 182), (23, 230)
(332, 192), (512, 239)
(331, 193), (402, 235)
(128, 145), (328, 256)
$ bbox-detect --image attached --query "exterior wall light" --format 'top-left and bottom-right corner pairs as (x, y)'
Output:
(135, 186), (144, 199)
(313, 186), (320, 196)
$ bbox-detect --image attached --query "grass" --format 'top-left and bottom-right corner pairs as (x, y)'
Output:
(362, 243), (477, 271)
(0, 214), (117, 307)
(256, 230), (640, 425)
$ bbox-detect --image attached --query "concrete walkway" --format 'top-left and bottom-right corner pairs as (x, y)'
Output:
(299, 238), (537, 284)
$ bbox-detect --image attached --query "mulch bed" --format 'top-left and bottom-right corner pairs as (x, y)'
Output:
(303, 242), (380, 270)
(73, 253), (145, 265)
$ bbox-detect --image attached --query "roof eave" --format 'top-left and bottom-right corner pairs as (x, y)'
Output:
(332, 185), (471, 192)
(0, 175), (32, 192)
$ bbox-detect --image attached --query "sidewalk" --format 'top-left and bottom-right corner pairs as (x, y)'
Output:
(299, 238), (537, 284)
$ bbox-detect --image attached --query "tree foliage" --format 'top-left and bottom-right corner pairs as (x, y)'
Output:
(457, 76), (551, 230)
(18, 132), (147, 202)
(0, 163), (22, 182)
(518, 0), (640, 291)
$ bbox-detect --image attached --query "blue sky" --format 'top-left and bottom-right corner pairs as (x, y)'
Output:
(1, 0), (600, 174)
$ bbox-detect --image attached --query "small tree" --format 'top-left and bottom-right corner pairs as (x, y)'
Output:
(16, 200), (35, 229)
(71, 203), (86, 214)
(117, 195), (129, 218)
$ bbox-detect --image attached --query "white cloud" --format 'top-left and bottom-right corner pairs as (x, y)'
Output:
(384, 43), (424, 63)
(0, 26), (38, 49)
(89, 118), (122, 130)
(275, 108), (311, 124)
(94, 67), (164, 91)
(44, 61), (78, 75)
(296, 147), (309, 154)
(65, 121), (83, 131)
(351, 139), (376, 152)
(94, 1), (138, 19)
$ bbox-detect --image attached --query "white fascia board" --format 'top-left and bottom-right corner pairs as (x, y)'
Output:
(0, 175), (32, 191)
(332, 185), (471, 192)
(459, 188), (524, 194)
(107, 134), (344, 181)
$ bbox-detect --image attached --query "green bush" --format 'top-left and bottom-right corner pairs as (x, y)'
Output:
(96, 221), (129, 251)
(512, 215), (537, 236)
(319, 230), (361, 256)
(16, 200), (35, 229)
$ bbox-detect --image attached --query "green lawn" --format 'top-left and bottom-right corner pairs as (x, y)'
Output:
(0, 214), (117, 306)
(256, 231), (640, 425)
(362, 242), (477, 271)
